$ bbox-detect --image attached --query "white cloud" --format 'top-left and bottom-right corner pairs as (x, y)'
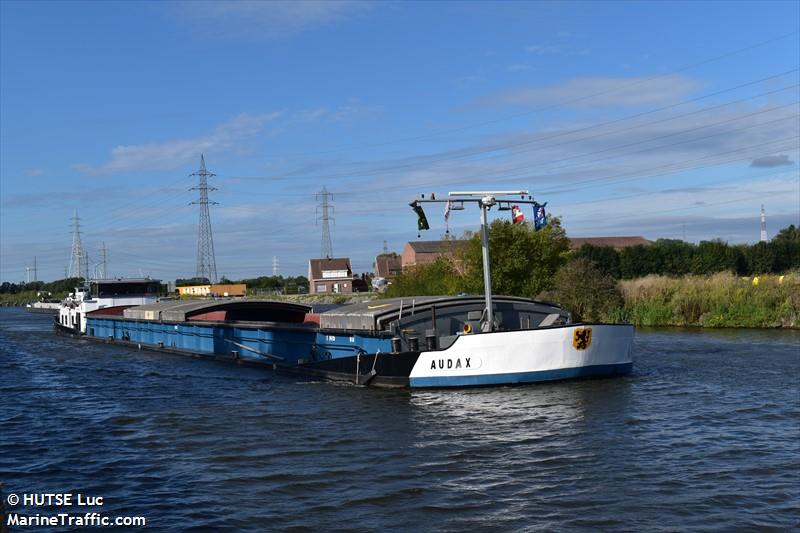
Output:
(75, 112), (281, 176)
(173, 0), (372, 39)
(506, 64), (535, 72)
(525, 44), (560, 55)
(473, 74), (700, 109)
(23, 168), (45, 177)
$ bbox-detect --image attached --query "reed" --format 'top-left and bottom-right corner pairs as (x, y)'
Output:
(611, 272), (799, 328)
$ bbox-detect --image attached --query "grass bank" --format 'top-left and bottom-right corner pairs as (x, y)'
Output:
(610, 272), (799, 328)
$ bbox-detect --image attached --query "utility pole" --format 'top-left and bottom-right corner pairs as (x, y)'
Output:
(190, 154), (219, 283)
(69, 209), (83, 278)
(316, 186), (334, 259)
(760, 204), (767, 242)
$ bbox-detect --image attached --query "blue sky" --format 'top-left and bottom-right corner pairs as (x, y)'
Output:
(1, 0), (799, 282)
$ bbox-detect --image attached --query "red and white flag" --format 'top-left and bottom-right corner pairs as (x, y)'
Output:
(512, 205), (524, 224)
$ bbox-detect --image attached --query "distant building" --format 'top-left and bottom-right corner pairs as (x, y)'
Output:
(177, 284), (247, 297)
(568, 236), (650, 250)
(308, 257), (353, 294)
(178, 285), (211, 297)
(209, 284), (247, 297)
(374, 254), (402, 279)
(401, 240), (462, 269)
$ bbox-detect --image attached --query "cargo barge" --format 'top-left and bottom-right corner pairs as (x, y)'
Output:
(55, 281), (632, 388)
(54, 191), (635, 388)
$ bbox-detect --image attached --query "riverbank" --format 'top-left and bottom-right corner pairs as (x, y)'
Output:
(610, 272), (798, 328)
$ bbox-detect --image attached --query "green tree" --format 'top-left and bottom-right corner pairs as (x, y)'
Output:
(461, 218), (570, 297)
(691, 239), (737, 275)
(744, 241), (775, 274)
(770, 224), (800, 272)
(384, 257), (464, 297)
(573, 244), (621, 278)
(544, 257), (623, 322)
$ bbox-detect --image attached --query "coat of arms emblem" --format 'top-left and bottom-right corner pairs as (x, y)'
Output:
(572, 327), (593, 350)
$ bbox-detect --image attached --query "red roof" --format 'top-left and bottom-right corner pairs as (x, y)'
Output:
(569, 236), (650, 250)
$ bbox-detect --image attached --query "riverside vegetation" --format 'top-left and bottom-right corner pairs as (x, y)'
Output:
(384, 221), (800, 328)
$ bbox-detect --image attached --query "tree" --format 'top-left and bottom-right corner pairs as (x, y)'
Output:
(460, 218), (570, 297)
(544, 257), (623, 322)
(573, 244), (621, 278)
(691, 239), (737, 275)
(384, 257), (464, 297)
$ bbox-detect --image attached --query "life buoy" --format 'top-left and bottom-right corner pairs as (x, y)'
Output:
(463, 323), (472, 334)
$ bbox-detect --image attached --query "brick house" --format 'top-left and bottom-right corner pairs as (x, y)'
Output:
(374, 254), (402, 280)
(401, 240), (462, 269)
(308, 257), (353, 294)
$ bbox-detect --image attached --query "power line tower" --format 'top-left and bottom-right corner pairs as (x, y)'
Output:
(99, 242), (108, 279)
(315, 186), (334, 259)
(32, 256), (38, 282)
(68, 209), (83, 278)
(83, 250), (90, 280)
(760, 204), (767, 242)
(190, 154), (219, 283)
(382, 240), (388, 254)
(272, 256), (279, 277)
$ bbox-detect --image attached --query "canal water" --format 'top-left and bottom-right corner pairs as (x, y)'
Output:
(1, 308), (798, 531)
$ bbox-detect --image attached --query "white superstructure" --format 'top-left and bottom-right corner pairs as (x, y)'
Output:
(57, 279), (162, 334)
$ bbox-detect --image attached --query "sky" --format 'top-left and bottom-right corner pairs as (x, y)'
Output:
(1, 0), (799, 282)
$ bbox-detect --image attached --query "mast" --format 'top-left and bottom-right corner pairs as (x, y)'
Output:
(412, 190), (533, 333)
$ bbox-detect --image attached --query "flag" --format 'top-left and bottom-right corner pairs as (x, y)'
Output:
(410, 201), (430, 231)
(533, 202), (548, 230)
(511, 205), (524, 224)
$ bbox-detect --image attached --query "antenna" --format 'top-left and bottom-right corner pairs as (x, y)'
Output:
(69, 209), (83, 278)
(760, 204), (767, 242)
(190, 154), (219, 283)
(316, 186), (334, 258)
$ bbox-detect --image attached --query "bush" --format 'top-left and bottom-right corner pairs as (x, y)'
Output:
(543, 258), (623, 322)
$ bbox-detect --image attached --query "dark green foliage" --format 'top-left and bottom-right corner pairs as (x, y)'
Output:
(744, 241), (776, 275)
(577, 225), (799, 278)
(691, 239), (739, 275)
(574, 244), (620, 278)
(175, 277), (210, 286)
(544, 258), (623, 322)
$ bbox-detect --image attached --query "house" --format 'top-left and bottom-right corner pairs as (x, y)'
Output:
(374, 254), (402, 280)
(401, 240), (462, 269)
(177, 285), (211, 297)
(177, 284), (247, 297)
(308, 257), (353, 294)
(568, 236), (650, 250)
